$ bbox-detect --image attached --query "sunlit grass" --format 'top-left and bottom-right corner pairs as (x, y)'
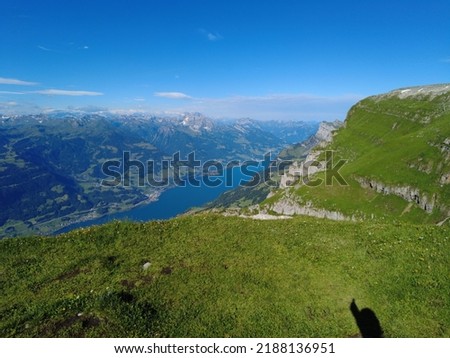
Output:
(1, 214), (448, 337)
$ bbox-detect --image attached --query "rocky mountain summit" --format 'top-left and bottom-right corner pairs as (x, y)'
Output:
(314, 120), (343, 143)
(378, 83), (450, 99)
(181, 112), (214, 132)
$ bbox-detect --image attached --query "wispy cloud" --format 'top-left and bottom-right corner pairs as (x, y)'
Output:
(34, 89), (104, 96)
(0, 101), (20, 113)
(37, 45), (58, 52)
(441, 58), (450, 63)
(0, 101), (18, 106)
(207, 32), (223, 41)
(38, 44), (89, 53)
(0, 77), (38, 86)
(154, 92), (192, 99)
(0, 90), (26, 95)
(0, 101), (42, 114)
(199, 29), (223, 42)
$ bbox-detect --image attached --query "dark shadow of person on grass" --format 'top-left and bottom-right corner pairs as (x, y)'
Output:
(350, 299), (384, 338)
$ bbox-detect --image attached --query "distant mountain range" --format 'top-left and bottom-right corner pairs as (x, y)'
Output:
(0, 112), (318, 237)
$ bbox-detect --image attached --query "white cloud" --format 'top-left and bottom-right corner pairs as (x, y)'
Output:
(37, 45), (56, 52)
(154, 92), (192, 99)
(38, 44), (90, 53)
(34, 89), (104, 96)
(0, 90), (26, 95)
(207, 32), (223, 41)
(199, 29), (223, 42)
(0, 101), (43, 114)
(0, 77), (38, 86)
(0, 101), (24, 113)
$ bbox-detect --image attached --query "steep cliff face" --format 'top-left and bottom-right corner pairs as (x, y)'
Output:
(314, 120), (343, 143)
(278, 120), (342, 189)
(269, 197), (351, 221)
(355, 177), (438, 214)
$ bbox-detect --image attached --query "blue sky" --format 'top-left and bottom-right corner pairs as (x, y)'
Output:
(0, 0), (449, 120)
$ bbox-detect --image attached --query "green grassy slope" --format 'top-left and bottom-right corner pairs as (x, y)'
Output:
(333, 92), (450, 191)
(1, 215), (449, 337)
(264, 86), (450, 223)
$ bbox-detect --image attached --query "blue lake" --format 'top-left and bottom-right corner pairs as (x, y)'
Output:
(56, 166), (255, 234)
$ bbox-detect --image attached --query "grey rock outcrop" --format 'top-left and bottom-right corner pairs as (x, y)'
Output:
(356, 177), (437, 213)
(279, 120), (342, 189)
(315, 120), (343, 144)
(268, 197), (353, 221)
(378, 84), (450, 100)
